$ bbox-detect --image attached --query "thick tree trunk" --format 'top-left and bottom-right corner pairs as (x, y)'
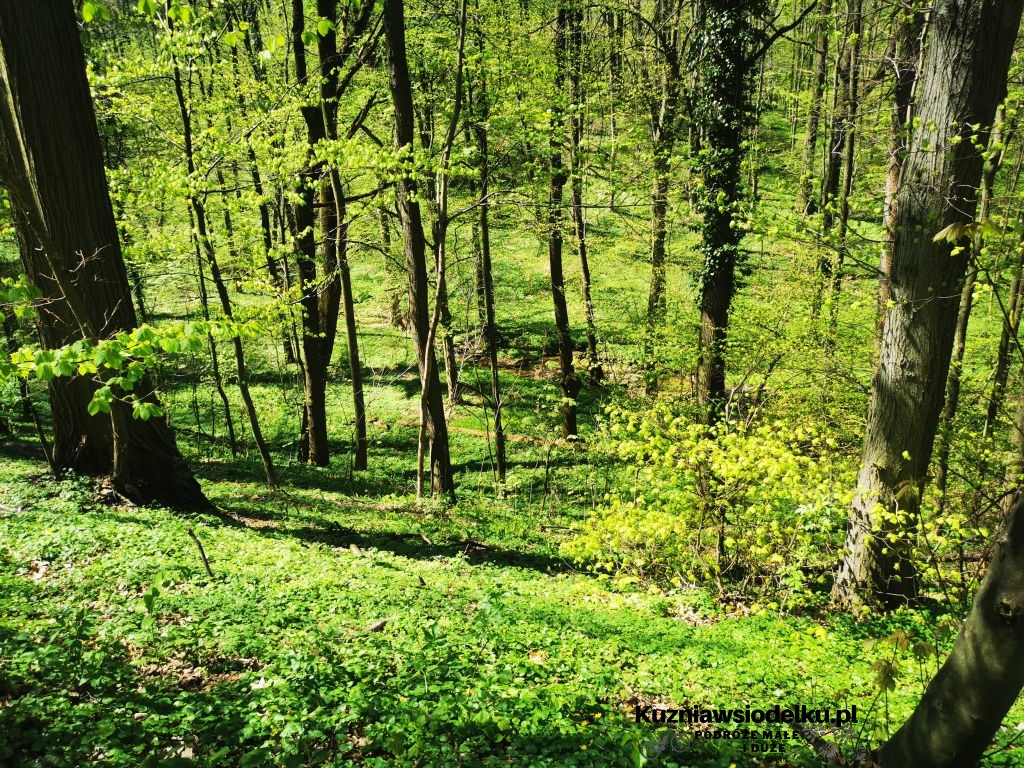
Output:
(291, 0), (338, 467)
(383, 0), (454, 496)
(879, 490), (1024, 767)
(0, 0), (208, 509)
(549, 6), (581, 438)
(832, 0), (1024, 610)
(878, 6), (925, 340)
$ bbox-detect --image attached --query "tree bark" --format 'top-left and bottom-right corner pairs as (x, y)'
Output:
(566, 4), (600, 382)
(879, 491), (1024, 767)
(832, 0), (1024, 610)
(549, 6), (581, 438)
(693, 1), (757, 423)
(171, 53), (277, 489)
(984, 254), (1024, 437)
(642, 0), (683, 392)
(0, 0), (209, 509)
(935, 106), (1007, 507)
(878, 5), (926, 340)
(383, 0), (455, 496)
(798, 0), (833, 215)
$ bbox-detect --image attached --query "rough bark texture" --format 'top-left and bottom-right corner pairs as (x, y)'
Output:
(879, 491), (1024, 767)
(0, 0), (208, 509)
(383, 0), (454, 495)
(878, 6), (925, 339)
(292, 0), (339, 467)
(832, 0), (1024, 610)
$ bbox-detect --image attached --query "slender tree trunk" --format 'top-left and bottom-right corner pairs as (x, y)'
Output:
(823, 0), (863, 349)
(567, 5), (600, 381)
(798, 0), (833, 215)
(469, 49), (506, 482)
(935, 107), (1007, 505)
(171, 57), (277, 489)
(332, 177), (368, 471)
(477, 133), (506, 482)
(832, 0), (1024, 610)
(985, 254), (1024, 437)
(549, 6), (581, 437)
(383, 0), (454, 496)
(249, 151), (295, 363)
(644, 144), (671, 393)
(0, 0), (209, 508)
(187, 206), (238, 457)
(693, 1), (754, 423)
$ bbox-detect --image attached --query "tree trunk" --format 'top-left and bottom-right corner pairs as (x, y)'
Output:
(334, 179), (368, 471)
(641, 0), (682, 392)
(935, 106), (1007, 506)
(383, 0), (455, 496)
(477, 135), (506, 482)
(549, 6), (580, 438)
(832, 0), (1024, 610)
(798, 0), (833, 215)
(644, 145), (671, 393)
(879, 490), (1024, 767)
(823, 0), (863, 350)
(0, 0), (208, 509)
(984, 254), (1024, 437)
(878, 5), (926, 340)
(567, 5), (600, 382)
(693, 1), (754, 423)
(291, 0), (337, 467)
(171, 55), (277, 490)
(187, 206), (237, 457)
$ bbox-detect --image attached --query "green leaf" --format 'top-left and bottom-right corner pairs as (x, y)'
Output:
(932, 222), (967, 244)
(240, 749), (272, 767)
(132, 401), (163, 422)
(87, 387), (114, 416)
(82, 2), (110, 22)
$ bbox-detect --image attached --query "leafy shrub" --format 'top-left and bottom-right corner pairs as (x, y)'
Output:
(565, 405), (852, 602)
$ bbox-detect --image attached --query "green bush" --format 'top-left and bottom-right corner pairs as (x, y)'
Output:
(565, 405), (852, 602)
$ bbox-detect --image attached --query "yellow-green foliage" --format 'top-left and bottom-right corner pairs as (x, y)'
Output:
(565, 405), (853, 598)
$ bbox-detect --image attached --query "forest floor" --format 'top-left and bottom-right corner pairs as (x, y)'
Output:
(4, 433), (1021, 767)
(3, 120), (1024, 766)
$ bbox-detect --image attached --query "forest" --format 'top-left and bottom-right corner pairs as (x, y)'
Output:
(2, 0), (1024, 765)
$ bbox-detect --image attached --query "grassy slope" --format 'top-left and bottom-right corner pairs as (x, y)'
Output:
(1, 446), (977, 768)
(3, 79), (1024, 768)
